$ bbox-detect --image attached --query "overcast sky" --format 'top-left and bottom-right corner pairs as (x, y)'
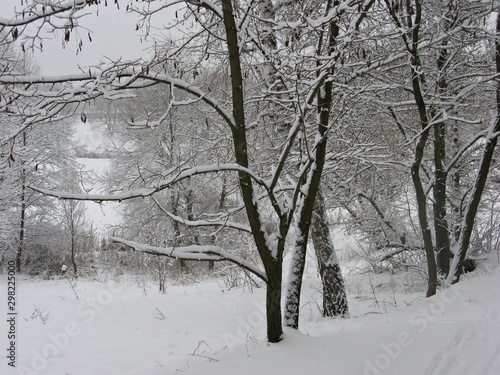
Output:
(36, 5), (152, 75)
(4, 2), (176, 75)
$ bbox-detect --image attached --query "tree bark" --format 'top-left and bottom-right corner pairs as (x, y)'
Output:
(311, 188), (348, 317)
(209, 177), (228, 271)
(433, 25), (451, 276)
(449, 119), (462, 243)
(266, 264), (283, 342)
(185, 183), (201, 245)
(70, 219), (78, 277)
(16, 131), (27, 273)
(284, 133), (328, 328)
(171, 191), (188, 272)
(284, 233), (308, 328)
(433, 119), (451, 276)
(16, 177), (25, 273)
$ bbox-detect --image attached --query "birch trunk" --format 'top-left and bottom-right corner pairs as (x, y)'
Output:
(311, 188), (348, 317)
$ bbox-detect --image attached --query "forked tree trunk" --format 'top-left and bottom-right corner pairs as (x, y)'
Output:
(283, 110), (329, 328)
(222, 0), (284, 342)
(311, 188), (348, 317)
(284, 0), (353, 329)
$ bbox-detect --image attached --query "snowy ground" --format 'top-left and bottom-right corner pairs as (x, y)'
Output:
(1, 251), (499, 375)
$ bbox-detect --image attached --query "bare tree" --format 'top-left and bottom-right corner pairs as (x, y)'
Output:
(61, 195), (88, 277)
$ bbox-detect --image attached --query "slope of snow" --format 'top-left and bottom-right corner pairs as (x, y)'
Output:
(1, 257), (499, 375)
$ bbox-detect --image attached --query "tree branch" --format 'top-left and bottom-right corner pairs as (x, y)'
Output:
(110, 237), (267, 282)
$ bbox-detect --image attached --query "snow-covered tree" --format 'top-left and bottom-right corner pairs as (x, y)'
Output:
(0, 0), (369, 341)
(330, 0), (500, 295)
(0, 39), (81, 272)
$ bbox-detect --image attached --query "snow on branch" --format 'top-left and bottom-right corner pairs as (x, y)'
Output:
(110, 237), (267, 282)
(29, 186), (156, 202)
(199, 0), (223, 19)
(445, 129), (490, 174)
(0, 0), (88, 27)
(0, 67), (236, 130)
(142, 72), (236, 128)
(151, 196), (251, 233)
(29, 163), (268, 201)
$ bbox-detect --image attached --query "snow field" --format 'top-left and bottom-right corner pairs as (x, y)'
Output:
(1, 254), (499, 375)
(0, 275), (270, 375)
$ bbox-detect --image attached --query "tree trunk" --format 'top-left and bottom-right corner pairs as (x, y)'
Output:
(266, 264), (283, 343)
(311, 188), (348, 317)
(449, 119), (462, 243)
(412, 161), (437, 297)
(284, 235), (307, 328)
(433, 118), (451, 276)
(171, 191), (188, 273)
(158, 257), (166, 293)
(209, 176), (228, 271)
(399, 0), (437, 296)
(16, 180), (25, 273)
(433, 35), (451, 276)
(185, 183), (201, 245)
(71, 224), (78, 277)
(16, 131), (27, 273)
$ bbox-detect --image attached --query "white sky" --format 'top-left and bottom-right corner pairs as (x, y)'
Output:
(3, 2), (178, 75)
(36, 9), (141, 75)
(35, 5), (152, 75)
